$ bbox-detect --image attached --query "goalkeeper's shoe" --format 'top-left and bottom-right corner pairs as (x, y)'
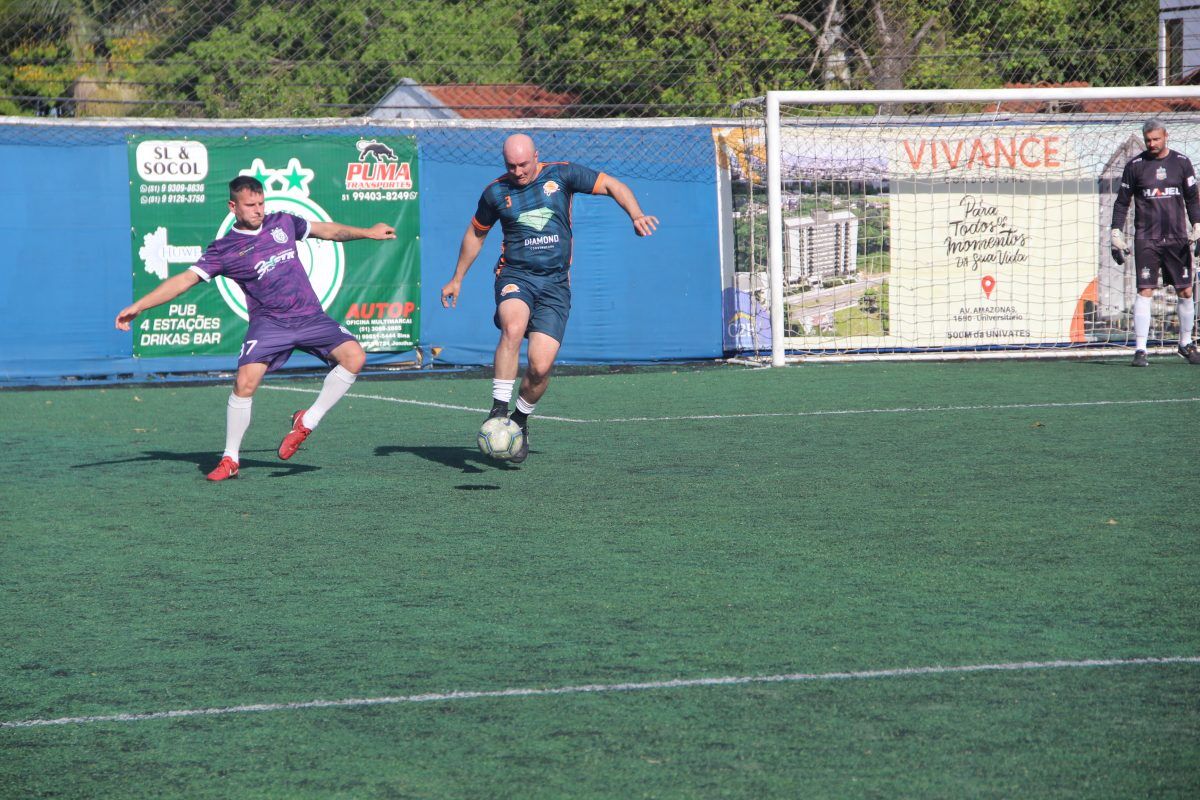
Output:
(206, 456), (239, 482)
(509, 423), (529, 464)
(1178, 342), (1200, 364)
(278, 409), (312, 460)
(1131, 350), (1150, 368)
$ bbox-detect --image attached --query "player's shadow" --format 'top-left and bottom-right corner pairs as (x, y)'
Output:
(1083, 357), (1141, 367)
(374, 445), (520, 474)
(72, 449), (320, 478)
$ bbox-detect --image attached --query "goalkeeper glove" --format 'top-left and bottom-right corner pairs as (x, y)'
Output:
(1110, 228), (1130, 265)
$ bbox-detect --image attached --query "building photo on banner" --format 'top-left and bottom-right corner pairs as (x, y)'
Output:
(716, 117), (1200, 356)
(129, 135), (421, 359)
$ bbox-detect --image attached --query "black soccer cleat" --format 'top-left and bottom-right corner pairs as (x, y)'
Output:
(508, 423), (529, 464)
(1178, 342), (1200, 364)
(486, 401), (509, 421)
(1131, 350), (1149, 368)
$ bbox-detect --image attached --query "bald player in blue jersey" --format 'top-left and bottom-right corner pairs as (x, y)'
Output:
(441, 134), (658, 463)
(116, 175), (396, 481)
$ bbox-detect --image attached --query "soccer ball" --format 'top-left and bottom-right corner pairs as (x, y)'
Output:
(477, 416), (524, 460)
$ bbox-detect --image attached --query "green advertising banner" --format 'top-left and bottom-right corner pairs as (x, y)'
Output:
(128, 135), (420, 357)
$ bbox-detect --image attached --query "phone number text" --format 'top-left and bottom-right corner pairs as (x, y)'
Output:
(349, 190), (419, 201)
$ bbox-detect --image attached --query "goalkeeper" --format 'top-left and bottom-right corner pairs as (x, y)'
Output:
(1110, 119), (1200, 366)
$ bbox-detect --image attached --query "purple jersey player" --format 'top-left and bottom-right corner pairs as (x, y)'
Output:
(116, 175), (396, 480)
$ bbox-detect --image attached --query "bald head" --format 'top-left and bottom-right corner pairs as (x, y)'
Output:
(502, 134), (540, 186)
(503, 134), (535, 161)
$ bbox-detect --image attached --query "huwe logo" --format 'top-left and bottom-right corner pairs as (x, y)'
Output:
(139, 227), (203, 280)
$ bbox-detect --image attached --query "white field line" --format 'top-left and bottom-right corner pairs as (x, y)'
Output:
(596, 396), (1200, 423)
(261, 384), (1200, 424)
(261, 384), (590, 422)
(3, 656), (1197, 729)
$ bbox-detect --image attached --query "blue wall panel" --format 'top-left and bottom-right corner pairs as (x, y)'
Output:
(417, 126), (721, 365)
(0, 125), (721, 381)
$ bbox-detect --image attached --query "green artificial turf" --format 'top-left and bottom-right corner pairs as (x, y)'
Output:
(1, 359), (1197, 798)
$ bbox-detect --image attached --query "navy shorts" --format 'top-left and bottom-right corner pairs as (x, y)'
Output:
(1133, 240), (1193, 290)
(493, 270), (572, 343)
(238, 313), (357, 373)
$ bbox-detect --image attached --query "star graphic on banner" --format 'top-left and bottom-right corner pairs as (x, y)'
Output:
(237, 157), (314, 196)
(243, 158), (272, 188)
(281, 158), (315, 192)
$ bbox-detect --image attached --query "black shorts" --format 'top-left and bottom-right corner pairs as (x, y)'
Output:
(493, 270), (571, 343)
(1133, 240), (1194, 290)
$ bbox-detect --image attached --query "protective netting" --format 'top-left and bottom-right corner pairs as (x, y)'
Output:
(0, 116), (720, 184)
(726, 99), (1200, 357)
(0, 1), (1164, 121)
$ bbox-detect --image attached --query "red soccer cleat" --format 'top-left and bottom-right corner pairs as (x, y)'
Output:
(278, 409), (312, 460)
(206, 456), (239, 481)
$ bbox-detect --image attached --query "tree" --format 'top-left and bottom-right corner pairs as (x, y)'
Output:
(0, 0), (173, 115)
(0, 0), (1165, 119)
(151, 0), (527, 117)
(526, 0), (813, 116)
(778, 0), (945, 91)
(942, 0), (1158, 88)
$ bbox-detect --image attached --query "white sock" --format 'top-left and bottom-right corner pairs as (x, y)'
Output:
(302, 365), (357, 429)
(1178, 295), (1196, 347)
(1133, 294), (1152, 351)
(515, 395), (537, 415)
(223, 394), (253, 462)
(492, 378), (515, 403)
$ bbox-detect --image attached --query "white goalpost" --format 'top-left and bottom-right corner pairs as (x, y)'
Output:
(751, 87), (1200, 366)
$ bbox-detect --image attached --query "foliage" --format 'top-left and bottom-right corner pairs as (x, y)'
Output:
(938, 0), (1159, 88)
(732, 207), (768, 273)
(0, 0), (1167, 118)
(526, 0), (814, 115)
(151, 0), (528, 117)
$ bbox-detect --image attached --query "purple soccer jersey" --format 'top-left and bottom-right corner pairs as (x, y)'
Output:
(190, 211), (357, 372)
(189, 211), (323, 320)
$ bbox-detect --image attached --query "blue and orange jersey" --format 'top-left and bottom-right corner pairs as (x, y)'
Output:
(472, 161), (605, 276)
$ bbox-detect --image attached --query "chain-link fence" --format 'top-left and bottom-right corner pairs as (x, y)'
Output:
(0, 1), (1165, 120)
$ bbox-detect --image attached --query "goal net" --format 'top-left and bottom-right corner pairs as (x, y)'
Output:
(730, 87), (1200, 365)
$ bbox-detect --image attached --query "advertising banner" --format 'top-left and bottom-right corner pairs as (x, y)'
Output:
(887, 128), (1096, 346)
(128, 135), (420, 358)
(714, 120), (1191, 351)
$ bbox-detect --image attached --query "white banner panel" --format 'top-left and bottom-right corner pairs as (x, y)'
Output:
(888, 127), (1097, 347)
(889, 177), (1098, 346)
